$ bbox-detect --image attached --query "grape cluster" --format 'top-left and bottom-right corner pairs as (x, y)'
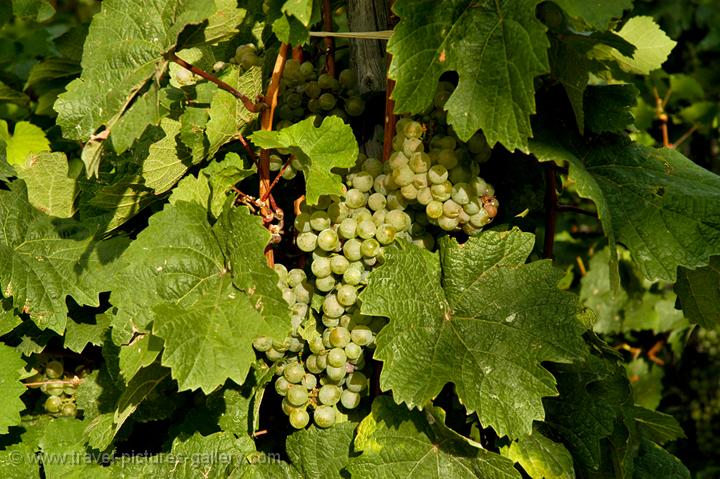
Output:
(229, 43), (263, 72)
(689, 328), (720, 455)
(27, 359), (81, 418)
(254, 113), (498, 429)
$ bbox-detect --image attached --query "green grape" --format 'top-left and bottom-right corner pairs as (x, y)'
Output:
(46, 381), (64, 397)
(438, 215), (459, 231)
(330, 326), (351, 348)
(353, 171), (374, 192)
(44, 396), (63, 414)
(343, 239), (363, 261)
(287, 386), (309, 406)
(372, 210), (387, 226)
(345, 342), (362, 361)
(392, 165), (414, 187)
(409, 152), (431, 173)
(413, 172), (429, 189)
(304, 80), (322, 99)
(428, 164), (449, 184)
(265, 348), (285, 362)
(367, 193), (387, 212)
(330, 255), (350, 275)
(351, 325), (374, 346)
(318, 384), (342, 405)
(174, 66), (194, 85)
(345, 188), (367, 208)
(337, 285), (358, 307)
(306, 355), (322, 374)
(300, 61), (316, 79)
(274, 263), (289, 283)
(302, 373), (317, 390)
(339, 69), (357, 89)
(64, 384), (76, 395)
(308, 98), (322, 113)
(340, 390), (361, 409)
(386, 192), (408, 210)
(361, 238), (381, 258)
(297, 232), (318, 252)
(318, 228), (340, 251)
(376, 224), (397, 245)
(282, 398), (299, 415)
(325, 364), (346, 382)
(346, 371), (367, 393)
(318, 73), (337, 90)
(319, 92), (337, 110)
(338, 217), (358, 239)
(289, 408), (310, 429)
(443, 199), (462, 218)
(61, 402), (77, 417)
(431, 181), (453, 202)
(463, 200), (481, 215)
(310, 211), (331, 231)
(451, 183), (472, 205)
(316, 275), (337, 292)
(323, 294), (345, 318)
(282, 166), (297, 180)
(469, 210), (490, 228)
(373, 175), (388, 195)
(288, 337), (304, 353)
(294, 282), (313, 304)
(345, 96), (365, 116)
(357, 219), (377, 239)
(284, 362), (305, 384)
(400, 184), (418, 201)
(343, 266), (363, 285)
(403, 138), (424, 157)
(404, 121), (423, 139)
(327, 348), (347, 367)
(253, 336), (273, 352)
(316, 353), (329, 370)
(45, 360), (63, 379)
(275, 377), (290, 396)
(314, 405), (337, 428)
(294, 212), (312, 233)
(363, 158), (383, 177)
(385, 210), (411, 232)
(417, 187), (433, 206)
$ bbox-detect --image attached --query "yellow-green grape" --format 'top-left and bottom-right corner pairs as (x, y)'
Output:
(44, 396), (63, 414)
(289, 408), (310, 429)
(314, 405), (337, 428)
(45, 360), (64, 379)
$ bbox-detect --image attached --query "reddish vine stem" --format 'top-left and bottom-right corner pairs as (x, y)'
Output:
(543, 165), (558, 259)
(322, 0), (336, 76)
(235, 132), (260, 168)
(292, 45), (304, 62)
(261, 156), (293, 202)
(168, 51), (264, 113)
(259, 43), (290, 265)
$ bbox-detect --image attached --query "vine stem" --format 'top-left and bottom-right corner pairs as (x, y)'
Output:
(167, 51), (265, 113)
(556, 204), (598, 218)
(382, 0), (397, 162)
(259, 43), (290, 266)
(543, 165), (558, 259)
(322, 0), (336, 76)
(261, 156), (294, 203)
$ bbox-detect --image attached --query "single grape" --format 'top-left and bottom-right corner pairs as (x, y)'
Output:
(417, 187), (433, 206)
(316, 275), (337, 292)
(375, 224), (397, 245)
(45, 360), (63, 379)
(428, 165), (449, 184)
(316, 353), (329, 370)
(469, 209), (490, 228)
(346, 371), (368, 393)
(297, 232), (318, 252)
(282, 288), (296, 305)
(44, 396), (63, 414)
(340, 390), (361, 409)
(310, 211), (331, 231)
(409, 152), (431, 173)
(431, 181), (453, 202)
(300, 60), (315, 79)
(325, 365), (346, 382)
(287, 386), (309, 406)
(323, 294), (345, 318)
(351, 325), (374, 346)
(318, 384), (342, 405)
(314, 405), (336, 428)
(294, 282), (313, 304)
(400, 184), (418, 201)
(438, 215), (459, 231)
(443, 199), (462, 219)
(328, 348), (347, 367)
(306, 355), (322, 374)
(319, 92), (337, 110)
(330, 326), (352, 348)
(317, 229), (340, 251)
(275, 377), (290, 396)
(253, 336), (273, 352)
(367, 193), (387, 212)
(330, 255), (350, 275)
(46, 381), (64, 397)
(345, 188), (367, 208)
(357, 219), (377, 239)
(361, 238), (381, 258)
(289, 408), (310, 429)
(385, 210), (411, 232)
(343, 266), (363, 285)
(61, 402), (77, 418)
(392, 165), (414, 187)
(265, 348), (285, 362)
(301, 373), (317, 390)
(339, 69), (357, 89)
(343, 239), (363, 261)
(284, 363), (305, 384)
(337, 284), (358, 307)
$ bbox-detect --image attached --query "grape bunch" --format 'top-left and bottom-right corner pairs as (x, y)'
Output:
(689, 328), (720, 455)
(254, 112), (498, 429)
(276, 59), (365, 129)
(26, 358), (81, 418)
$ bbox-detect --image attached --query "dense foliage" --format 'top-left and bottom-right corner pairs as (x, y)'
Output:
(0, 0), (718, 477)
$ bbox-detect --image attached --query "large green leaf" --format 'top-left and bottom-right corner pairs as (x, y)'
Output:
(360, 228), (587, 438)
(54, 0), (216, 142)
(387, 0), (549, 150)
(142, 118), (193, 194)
(2, 121), (50, 166)
(0, 183), (104, 332)
(347, 396), (520, 479)
(286, 423), (356, 479)
(250, 116), (358, 204)
(531, 133), (720, 283)
(553, 0), (632, 29)
(0, 344), (27, 434)
(674, 256), (720, 329)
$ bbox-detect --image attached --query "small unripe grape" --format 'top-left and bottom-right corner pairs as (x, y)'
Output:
(294, 212), (312, 233)
(287, 385), (309, 406)
(253, 336), (273, 352)
(392, 165), (414, 187)
(373, 210), (387, 226)
(314, 405), (337, 428)
(288, 269), (307, 289)
(428, 165), (449, 184)
(363, 158), (383, 177)
(316, 353), (328, 370)
(310, 211), (331, 231)
(470, 209), (491, 228)
(431, 181), (453, 201)
(345, 188), (366, 208)
(312, 257), (332, 278)
(417, 187), (433, 205)
(345, 96), (365, 116)
(294, 282), (313, 304)
(438, 215), (459, 231)
(352, 207), (372, 222)
(389, 151), (409, 170)
(304, 80), (322, 98)
(317, 229), (340, 251)
(44, 396), (63, 414)
(302, 374), (317, 390)
(339, 69), (357, 89)
(385, 210), (411, 232)
(46, 381), (64, 397)
(325, 365), (346, 382)
(343, 239), (363, 261)
(409, 152), (431, 173)
(275, 377), (290, 395)
(345, 342), (362, 361)
(323, 294), (345, 318)
(403, 138), (424, 157)
(284, 362), (305, 384)
(367, 193), (387, 212)
(357, 219), (377, 239)
(443, 199), (462, 218)
(400, 184), (418, 201)
(297, 232), (317, 252)
(265, 348), (285, 362)
(451, 183), (472, 205)
(346, 371), (368, 393)
(308, 98), (321, 113)
(318, 384), (342, 405)
(282, 166), (297, 180)
(337, 284), (358, 306)
(316, 275), (337, 292)
(319, 92), (337, 110)
(343, 266), (363, 285)
(351, 325), (374, 346)
(46, 360), (64, 379)
(341, 390), (361, 409)
(61, 403), (77, 418)
(437, 149), (459, 169)
(300, 60), (315, 79)
(328, 348), (347, 367)
(386, 192), (408, 210)
(289, 408), (310, 429)
(361, 238), (381, 258)
(404, 121), (423, 139)
(330, 255), (350, 275)
(463, 200), (481, 215)
(376, 224), (397, 245)
(306, 355), (322, 374)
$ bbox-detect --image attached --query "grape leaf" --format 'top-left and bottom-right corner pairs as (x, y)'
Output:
(118, 333), (164, 383)
(583, 84), (638, 134)
(347, 396), (520, 479)
(250, 116), (358, 204)
(205, 65), (263, 158)
(153, 281), (270, 393)
(286, 423), (356, 479)
(38, 418), (88, 478)
(15, 152), (78, 218)
(634, 439), (690, 479)
(142, 118), (194, 194)
(3, 121), (50, 166)
(12, 0), (55, 22)
(630, 406), (685, 445)
(360, 228), (587, 438)
(111, 86), (163, 155)
(282, 0), (315, 26)
(54, 0), (216, 142)
(674, 256), (720, 329)
(594, 17), (676, 75)
(0, 344), (27, 434)
(580, 247), (628, 333)
(387, 0), (549, 150)
(0, 422), (42, 478)
(625, 359), (663, 410)
(0, 80), (30, 104)
(64, 313), (112, 353)
(184, 0), (249, 45)
(0, 183), (104, 332)
(531, 131), (720, 283)
(113, 363), (169, 434)
(552, 0), (632, 29)
(501, 426), (575, 479)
